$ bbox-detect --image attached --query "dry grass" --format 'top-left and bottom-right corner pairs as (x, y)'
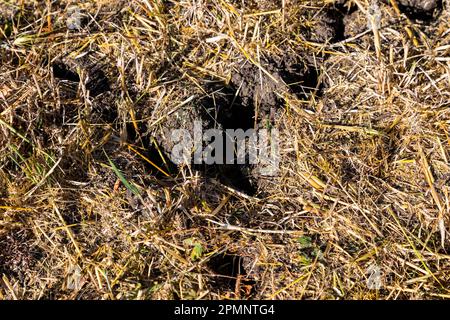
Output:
(0, 0), (450, 299)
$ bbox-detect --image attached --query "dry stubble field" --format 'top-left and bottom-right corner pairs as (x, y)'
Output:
(0, 0), (450, 299)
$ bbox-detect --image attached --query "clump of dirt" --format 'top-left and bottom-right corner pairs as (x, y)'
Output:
(307, 8), (346, 43)
(395, 0), (442, 19)
(153, 101), (214, 157)
(0, 229), (42, 282)
(343, 7), (368, 39)
(271, 55), (320, 99)
(230, 55), (318, 115)
(230, 62), (282, 117)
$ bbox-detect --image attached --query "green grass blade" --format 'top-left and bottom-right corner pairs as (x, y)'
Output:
(104, 150), (140, 196)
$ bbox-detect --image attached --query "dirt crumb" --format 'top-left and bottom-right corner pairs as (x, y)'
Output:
(0, 229), (41, 281)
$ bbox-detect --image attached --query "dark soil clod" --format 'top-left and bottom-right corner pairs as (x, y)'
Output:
(313, 9), (346, 43)
(271, 58), (321, 100)
(0, 230), (42, 282)
(395, 0), (442, 20)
